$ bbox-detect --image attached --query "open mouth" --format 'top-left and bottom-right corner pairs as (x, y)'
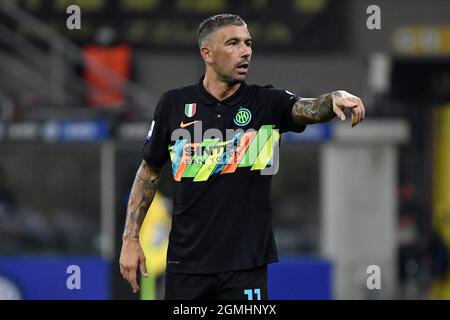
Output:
(236, 62), (249, 73)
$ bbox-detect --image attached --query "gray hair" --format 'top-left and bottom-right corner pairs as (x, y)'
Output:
(197, 14), (246, 47)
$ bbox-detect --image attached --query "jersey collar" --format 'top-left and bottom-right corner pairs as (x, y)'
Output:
(197, 76), (247, 107)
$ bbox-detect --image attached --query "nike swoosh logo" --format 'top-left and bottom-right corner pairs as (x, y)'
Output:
(180, 120), (199, 128)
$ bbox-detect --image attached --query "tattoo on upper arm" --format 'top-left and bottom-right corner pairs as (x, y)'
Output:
(292, 92), (341, 125)
(123, 160), (161, 239)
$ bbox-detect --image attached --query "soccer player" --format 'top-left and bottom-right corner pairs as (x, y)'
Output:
(119, 14), (365, 300)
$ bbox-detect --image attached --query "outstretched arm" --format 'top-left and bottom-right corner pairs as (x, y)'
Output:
(119, 160), (161, 293)
(292, 90), (365, 127)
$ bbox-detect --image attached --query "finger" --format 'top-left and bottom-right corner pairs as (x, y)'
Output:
(352, 109), (367, 127)
(332, 98), (346, 121)
(351, 109), (357, 126)
(351, 107), (363, 127)
(123, 265), (131, 284)
(119, 264), (126, 280)
(129, 267), (139, 293)
(355, 104), (362, 123)
(119, 259), (128, 281)
(354, 97), (365, 122)
(355, 98), (363, 122)
(357, 106), (363, 123)
(140, 258), (148, 278)
(359, 98), (366, 119)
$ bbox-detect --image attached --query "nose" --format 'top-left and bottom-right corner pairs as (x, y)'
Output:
(240, 44), (251, 59)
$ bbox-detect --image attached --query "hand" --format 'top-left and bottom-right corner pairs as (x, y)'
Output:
(331, 90), (365, 127)
(119, 236), (148, 293)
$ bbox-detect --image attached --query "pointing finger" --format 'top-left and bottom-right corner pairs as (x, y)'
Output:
(129, 267), (139, 293)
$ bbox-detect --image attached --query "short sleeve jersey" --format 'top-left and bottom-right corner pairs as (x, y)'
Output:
(143, 76), (306, 273)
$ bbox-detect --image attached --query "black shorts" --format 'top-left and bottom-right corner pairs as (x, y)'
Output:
(164, 265), (268, 300)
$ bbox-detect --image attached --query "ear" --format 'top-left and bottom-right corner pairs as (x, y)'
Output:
(200, 46), (213, 64)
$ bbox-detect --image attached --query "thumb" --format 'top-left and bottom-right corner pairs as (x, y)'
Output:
(140, 257), (148, 277)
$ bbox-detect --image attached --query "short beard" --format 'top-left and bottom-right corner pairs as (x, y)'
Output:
(213, 64), (244, 86)
(226, 78), (243, 86)
(217, 72), (243, 86)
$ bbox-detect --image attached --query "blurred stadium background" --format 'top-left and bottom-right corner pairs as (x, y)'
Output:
(0, 0), (449, 300)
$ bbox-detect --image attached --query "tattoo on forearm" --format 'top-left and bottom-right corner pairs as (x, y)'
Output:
(123, 161), (160, 239)
(292, 91), (342, 125)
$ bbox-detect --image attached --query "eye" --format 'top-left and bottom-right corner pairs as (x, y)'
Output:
(246, 41), (252, 47)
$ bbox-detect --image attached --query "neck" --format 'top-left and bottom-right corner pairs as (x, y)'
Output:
(203, 70), (241, 101)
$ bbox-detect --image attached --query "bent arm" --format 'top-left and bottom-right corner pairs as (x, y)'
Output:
(292, 93), (337, 125)
(292, 90), (365, 127)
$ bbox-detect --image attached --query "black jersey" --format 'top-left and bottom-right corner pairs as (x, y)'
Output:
(142, 76), (306, 273)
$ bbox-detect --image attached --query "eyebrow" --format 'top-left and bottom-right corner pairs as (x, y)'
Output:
(225, 37), (252, 44)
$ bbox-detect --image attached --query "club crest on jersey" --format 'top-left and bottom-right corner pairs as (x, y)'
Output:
(234, 107), (252, 126)
(184, 103), (196, 117)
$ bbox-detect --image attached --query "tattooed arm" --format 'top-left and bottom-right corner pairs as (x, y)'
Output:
(292, 90), (366, 127)
(119, 160), (161, 293)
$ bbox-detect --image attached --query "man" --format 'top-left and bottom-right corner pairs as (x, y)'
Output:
(119, 14), (365, 300)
